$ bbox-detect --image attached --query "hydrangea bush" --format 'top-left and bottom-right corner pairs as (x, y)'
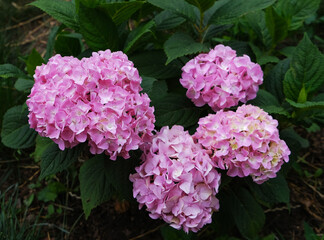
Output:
(1, 0), (323, 238)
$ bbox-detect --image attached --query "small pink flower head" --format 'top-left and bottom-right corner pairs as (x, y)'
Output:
(180, 44), (263, 111)
(193, 105), (290, 184)
(130, 125), (221, 233)
(27, 50), (155, 160)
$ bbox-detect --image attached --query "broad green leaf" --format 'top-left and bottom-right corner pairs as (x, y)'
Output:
(283, 34), (324, 102)
(248, 173), (290, 204)
(154, 10), (186, 30)
(124, 20), (155, 53)
(141, 76), (157, 94)
(147, 0), (197, 22)
(148, 80), (168, 102)
(79, 3), (119, 51)
(248, 90), (290, 117)
(37, 182), (66, 202)
(249, 44), (279, 65)
(265, 7), (288, 46)
(129, 51), (182, 79)
(304, 222), (321, 240)
(79, 155), (116, 218)
(14, 78), (34, 92)
(280, 127), (309, 150)
(78, 0), (105, 8)
(30, 0), (79, 31)
(26, 49), (44, 76)
(154, 93), (202, 127)
(208, 0), (276, 25)
(227, 188), (265, 239)
(160, 225), (193, 240)
(264, 59), (290, 103)
(99, 1), (145, 25)
(1, 105), (37, 149)
(164, 32), (208, 64)
(32, 136), (53, 162)
(274, 0), (321, 30)
(286, 99), (324, 109)
(0, 64), (25, 79)
(185, 0), (215, 12)
(80, 152), (138, 208)
(245, 11), (272, 49)
(39, 143), (82, 179)
(44, 26), (61, 61)
(54, 33), (82, 57)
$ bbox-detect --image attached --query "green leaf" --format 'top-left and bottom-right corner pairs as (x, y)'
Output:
(79, 155), (114, 218)
(154, 10), (186, 30)
(148, 80), (168, 102)
(124, 20), (155, 53)
(79, 2), (119, 51)
(32, 136), (53, 162)
(164, 32), (208, 64)
(280, 127), (309, 149)
(265, 7), (288, 46)
(185, 0), (215, 12)
(274, 0), (321, 30)
(208, 0), (276, 25)
(0, 64), (25, 79)
(264, 59), (290, 103)
(26, 49), (44, 76)
(227, 188), (265, 239)
(160, 225), (193, 240)
(154, 93), (202, 127)
(304, 222), (321, 240)
(147, 0), (197, 22)
(39, 143), (82, 179)
(37, 182), (66, 202)
(54, 33), (82, 57)
(248, 90), (290, 117)
(283, 34), (324, 102)
(129, 51), (182, 79)
(286, 99), (324, 109)
(14, 78), (34, 92)
(44, 26), (61, 61)
(99, 1), (145, 25)
(1, 105), (37, 149)
(248, 173), (290, 204)
(141, 76), (157, 94)
(245, 10), (272, 49)
(249, 43), (279, 65)
(30, 0), (79, 31)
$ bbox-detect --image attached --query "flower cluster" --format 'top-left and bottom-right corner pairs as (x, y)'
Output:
(194, 105), (290, 184)
(27, 50), (155, 160)
(180, 44), (263, 111)
(130, 126), (221, 232)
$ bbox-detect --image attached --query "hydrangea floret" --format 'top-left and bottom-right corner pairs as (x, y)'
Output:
(180, 44), (263, 111)
(194, 105), (290, 184)
(27, 50), (155, 160)
(130, 125), (221, 232)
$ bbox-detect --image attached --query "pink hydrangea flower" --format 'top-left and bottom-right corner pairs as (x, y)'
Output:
(130, 126), (221, 232)
(27, 50), (155, 160)
(180, 44), (263, 111)
(193, 105), (290, 184)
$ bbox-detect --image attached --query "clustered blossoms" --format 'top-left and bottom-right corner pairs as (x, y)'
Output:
(180, 44), (263, 111)
(130, 126), (221, 233)
(194, 105), (290, 184)
(27, 50), (155, 160)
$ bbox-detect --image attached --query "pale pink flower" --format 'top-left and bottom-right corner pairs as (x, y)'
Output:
(180, 44), (263, 111)
(130, 126), (221, 232)
(194, 105), (290, 184)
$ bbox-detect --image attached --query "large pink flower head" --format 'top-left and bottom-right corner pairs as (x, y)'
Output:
(27, 50), (155, 160)
(194, 105), (290, 184)
(130, 125), (221, 233)
(180, 44), (263, 111)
